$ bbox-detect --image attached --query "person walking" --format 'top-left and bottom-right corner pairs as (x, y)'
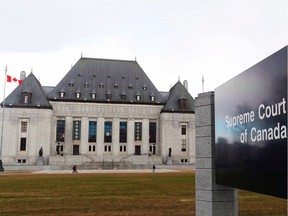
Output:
(72, 165), (78, 174)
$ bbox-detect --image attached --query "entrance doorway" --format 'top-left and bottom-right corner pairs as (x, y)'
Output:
(73, 145), (80, 155)
(135, 145), (141, 155)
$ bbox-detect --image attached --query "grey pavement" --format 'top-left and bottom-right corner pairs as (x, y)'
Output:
(32, 168), (182, 174)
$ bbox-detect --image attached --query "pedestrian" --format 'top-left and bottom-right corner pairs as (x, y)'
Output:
(152, 164), (155, 173)
(72, 165), (78, 174)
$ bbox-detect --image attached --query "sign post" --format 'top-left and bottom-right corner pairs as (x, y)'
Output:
(195, 92), (238, 216)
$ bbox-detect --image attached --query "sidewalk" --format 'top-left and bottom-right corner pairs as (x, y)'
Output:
(33, 168), (181, 174)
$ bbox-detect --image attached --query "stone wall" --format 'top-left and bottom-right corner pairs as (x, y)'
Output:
(195, 92), (238, 216)
(160, 112), (195, 164)
(0, 101), (196, 166)
(0, 108), (52, 165)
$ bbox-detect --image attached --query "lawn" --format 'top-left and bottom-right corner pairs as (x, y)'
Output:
(0, 171), (286, 216)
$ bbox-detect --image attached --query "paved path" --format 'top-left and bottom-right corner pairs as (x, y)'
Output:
(33, 169), (181, 174)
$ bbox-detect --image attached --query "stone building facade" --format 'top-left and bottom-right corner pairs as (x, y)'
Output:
(0, 57), (195, 167)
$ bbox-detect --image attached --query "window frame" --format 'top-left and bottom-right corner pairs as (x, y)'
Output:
(21, 122), (28, 132)
(56, 120), (65, 142)
(20, 137), (27, 151)
(104, 121), (112, 143)
(119, 121), (127, 143)
(181, 139), (187, 152)
(149, 122), (156, 143)
(181, 125), (187, 135)
(88, 121), (97, 142)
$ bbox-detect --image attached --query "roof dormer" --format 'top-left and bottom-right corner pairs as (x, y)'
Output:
(20, 90), (32, 104)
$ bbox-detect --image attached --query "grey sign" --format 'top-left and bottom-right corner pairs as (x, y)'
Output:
(215, 46), (287, 199)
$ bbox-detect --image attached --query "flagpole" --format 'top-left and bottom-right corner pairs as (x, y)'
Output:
(202, 75), (204, 93)
(0, 65), (7, 161)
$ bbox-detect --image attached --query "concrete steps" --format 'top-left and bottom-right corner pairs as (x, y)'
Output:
(78, 161), (152, 170)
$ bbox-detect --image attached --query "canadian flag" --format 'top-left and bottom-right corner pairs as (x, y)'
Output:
(7, 75), (22, 85)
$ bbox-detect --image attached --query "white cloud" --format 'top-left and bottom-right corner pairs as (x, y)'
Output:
(0, 0), (287, 101)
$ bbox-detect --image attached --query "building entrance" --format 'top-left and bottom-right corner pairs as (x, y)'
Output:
(135, 145), (141, 155)
(73, 145), (80, 155)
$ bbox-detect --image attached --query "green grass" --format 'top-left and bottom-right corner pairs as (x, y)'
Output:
(0, 172), (286, 215)
(0, 172), (194, 216)
(238, 189), (287, 216)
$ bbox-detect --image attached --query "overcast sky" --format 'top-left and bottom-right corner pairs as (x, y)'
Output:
(0, 0), (287, 100)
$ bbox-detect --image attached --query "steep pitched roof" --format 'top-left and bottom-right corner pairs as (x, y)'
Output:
(42, 86), (54, 96)
(1, 73), (52, 109)
(47, 57), (165, 104)
(161, 81), (195, 113)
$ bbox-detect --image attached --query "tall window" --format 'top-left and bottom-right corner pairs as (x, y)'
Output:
(134, 122), (142, 141)
(89, 121), (97, 142)
(119, 122), (127, 143)
(20, 138), (26, 151)
(149, 122), (156, 143)
(21, 122), (27, 132)
(73, 120), (81, 140)
(181, 139), (187, 152)
(104, 121), (112, 142)
(181, 125), (187, 135)
(56, 120), (65, 142)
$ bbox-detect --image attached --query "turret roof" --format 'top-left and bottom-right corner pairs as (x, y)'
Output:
(161, 81), (195, 113)
(1, 73), (52, 109)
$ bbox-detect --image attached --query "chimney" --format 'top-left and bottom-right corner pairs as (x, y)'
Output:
(20, 71), (26, 81)
(183, 80), (188, 91)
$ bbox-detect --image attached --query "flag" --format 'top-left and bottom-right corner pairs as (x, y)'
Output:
(7, 75), (22, 85)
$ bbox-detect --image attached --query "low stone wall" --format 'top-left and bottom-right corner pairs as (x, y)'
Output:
(3, 165), (62, 171)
